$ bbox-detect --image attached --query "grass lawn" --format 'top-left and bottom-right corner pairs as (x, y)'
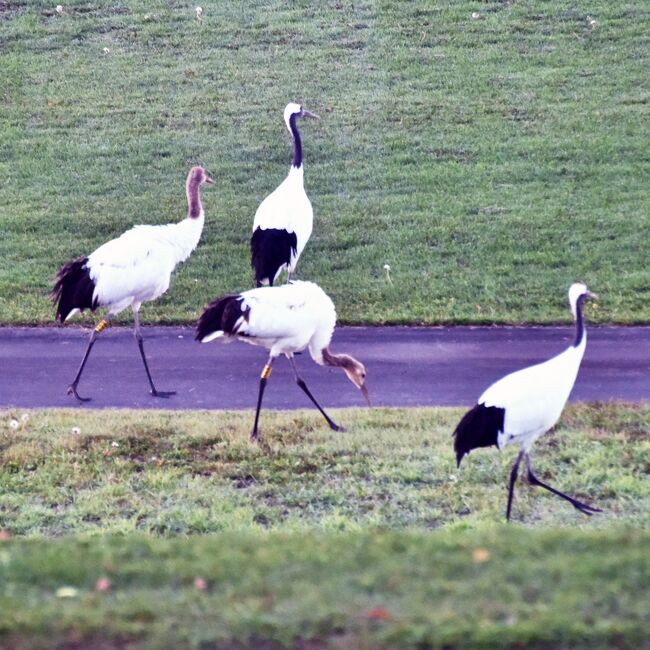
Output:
(0, 1), (649, 325)
(2, 529), (649, 649)
(1, 404), (648, 646)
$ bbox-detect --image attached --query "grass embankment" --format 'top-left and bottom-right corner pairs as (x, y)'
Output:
(1, 1), (649, 325)
(1, 405), (649, 647)
(2, 530), (649, 649)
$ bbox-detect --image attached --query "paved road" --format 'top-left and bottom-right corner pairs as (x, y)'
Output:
(0, 326), (648, 410)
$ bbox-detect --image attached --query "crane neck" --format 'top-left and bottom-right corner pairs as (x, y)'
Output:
(186, 176), (204, 220)
(288, 113), (303, 169)
(321, 347), (357, 372)
(573, 294), (587, 348)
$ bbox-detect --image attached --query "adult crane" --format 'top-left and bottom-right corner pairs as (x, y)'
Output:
(453, 282), (602, 521)
(250, 102), (318, 287)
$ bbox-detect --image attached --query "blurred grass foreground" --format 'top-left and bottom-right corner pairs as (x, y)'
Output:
(0, 404), (649, 646)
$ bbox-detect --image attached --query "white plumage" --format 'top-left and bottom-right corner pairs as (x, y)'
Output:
(250, 102), (318, 287)
(453, 282), (602, 520)
(197, 280), (368, 440)
(52, 165), (213, 400)
(480, 335), (586, 454)
(85, 218), (205, 315)
(199, 281), (333, 359)
(252, 168), (313, 239)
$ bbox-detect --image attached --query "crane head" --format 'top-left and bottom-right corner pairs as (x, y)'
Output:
(342, 357), (370, 406)
(284, 102), (320, 129)
(189, 166), (214, 186)
(569, 282), (598, 319)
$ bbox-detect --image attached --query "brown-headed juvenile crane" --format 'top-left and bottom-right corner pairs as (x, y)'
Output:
(196, 280), (369, 441)
(453, 282), (602, 521)
(51, 166), (214, 401)
(250, 102), (318, 287)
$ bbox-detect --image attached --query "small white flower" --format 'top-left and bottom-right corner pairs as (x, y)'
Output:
(587, 15), (597, 30)
(471, 11), (480, 19)
(111, 441), (120, 448)
(71, 427), (81, 435)
(383, 264), (393, 284)
(55, 5), (64, 15)
(9, 419), (19, 430)
(56, 586), (78, 598)
(20, 413), (29, 423)
(102, 47), (110, 55)
(144, 14), (152, 21)
(195, 6), (203, 19)
(449, 474), (457, 482)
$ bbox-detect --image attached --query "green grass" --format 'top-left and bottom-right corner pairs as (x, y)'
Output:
(0, 1), (649, 325)
(1, 405), (648, 534)
(2, 529), (649, 649)
(0, 404), (649, 646)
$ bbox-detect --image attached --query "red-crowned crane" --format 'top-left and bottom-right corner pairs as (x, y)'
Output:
(453, 282), (602, 521)
(250, 102), (319, 287)
(196, 280), (369, 441)
(51, 166), (214, 401)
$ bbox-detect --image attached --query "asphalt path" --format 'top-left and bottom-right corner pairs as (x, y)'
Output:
(0, 326), (648, 410)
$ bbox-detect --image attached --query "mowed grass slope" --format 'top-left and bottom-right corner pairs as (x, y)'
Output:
(0, 0), (649, 325)
(0, 404), (649, 647)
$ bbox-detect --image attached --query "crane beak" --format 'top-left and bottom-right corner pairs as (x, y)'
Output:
(301, 109), (320, 120)
(360, 384), (371, 406)
(205, 175), (215, 185)
(587, 291), (599, 300)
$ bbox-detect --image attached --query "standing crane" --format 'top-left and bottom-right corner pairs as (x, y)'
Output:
(250, 102), (319, 287)
(453, 282), (602, 521)
(51, 166), (214, 401)
(196, 280), (369, 441)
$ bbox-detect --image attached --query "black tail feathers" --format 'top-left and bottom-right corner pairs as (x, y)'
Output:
(196, 294), (248, 342)
(453, 403), (504, 467)
(51, 257), (98, 323)
(250, 227), (297, 287)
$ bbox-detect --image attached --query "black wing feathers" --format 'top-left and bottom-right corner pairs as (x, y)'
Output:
(453, 404), (505, 467)
(51, 257), (98, 323)
(196, 294), (248, 341)
(250, 228), (297, 287)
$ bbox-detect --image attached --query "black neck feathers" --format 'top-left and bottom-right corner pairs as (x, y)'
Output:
(573, 294), (587, 347)
(289, 113), (302, 168)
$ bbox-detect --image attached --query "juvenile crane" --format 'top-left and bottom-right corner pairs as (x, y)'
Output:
(52, 166), (214, 401)
(251, 102), (318, 287)
(196, 280), (369, 441)
(453, 282), (602, 521)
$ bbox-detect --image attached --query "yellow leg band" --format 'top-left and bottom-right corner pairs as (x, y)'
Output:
(261, 364), (272, 380)
(95, 319), (109, 333)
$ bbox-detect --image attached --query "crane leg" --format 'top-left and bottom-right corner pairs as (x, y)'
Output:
(506, 450), (525, 522)
(251, 356), (274, 441)
(67, 318), (111, 402)
(289, 357), (345, 432)
(134, 312), (175, 398)
(526, 455), (602, 516)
